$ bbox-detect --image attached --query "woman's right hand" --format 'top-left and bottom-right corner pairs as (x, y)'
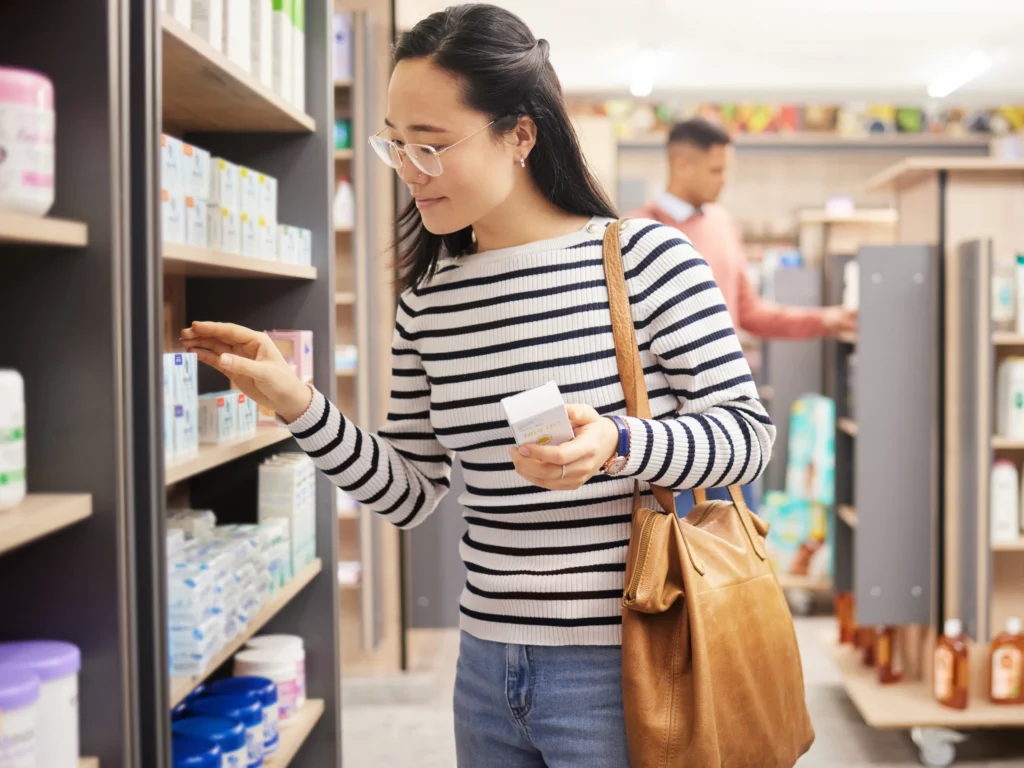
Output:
(180, 321), (313, 424)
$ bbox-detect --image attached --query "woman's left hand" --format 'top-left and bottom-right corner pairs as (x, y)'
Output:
(509, 404), (620, 491)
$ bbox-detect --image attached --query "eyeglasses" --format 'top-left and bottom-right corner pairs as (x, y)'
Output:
(368, 120), (497, 177)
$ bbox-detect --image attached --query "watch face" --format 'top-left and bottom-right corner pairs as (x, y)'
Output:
(606, 456), (629, 476)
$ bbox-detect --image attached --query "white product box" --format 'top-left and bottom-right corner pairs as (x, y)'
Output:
(173, 402), (199, 456)
(237, 392), (257, 436)
(185, 196), (209, 248)
(272, 0), (293, 104)
(210, 158), (241, 211)
(296, 227), (311, 266)
(176, 352), (199, 406)
(251, 0), (274, 88)
(259, 218), (277, 261)
(163, 403), (175, 459)
(258, 173), (277, 223)
(169, 0), (191, 27)
(182, 142), (212, 201)
(501, 381), (575, 448)
(198, 391), (237, 444)
(161, 134), (184, 193)
(276, 224), (294, 263)
(190, 0), (224, 51)
(239, 166), (260, 219)
(240, 212), (260, 258)
(224, 0), (252, 73)
(259, 454), (317, 574)
(291, 0), (305, 111)
(162, 188), (186, 244)
(208, 205), (242, 254)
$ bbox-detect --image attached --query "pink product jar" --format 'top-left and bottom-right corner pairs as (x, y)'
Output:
(0, 67), (55, 217)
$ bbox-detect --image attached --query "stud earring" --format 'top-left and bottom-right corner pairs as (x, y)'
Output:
(520, 157), (526, 168)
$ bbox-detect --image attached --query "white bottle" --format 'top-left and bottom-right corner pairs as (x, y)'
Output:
(332, 13), (353, 83)
(842, 260), (859, 311)
(991, 460), (1020, 543)
(1016, 254), (1024, 335)
(332, 178), (354, 230)
(996, 357), (1024, 439)
(993, 251), (1016, 332)
(0, 370), (26, 510)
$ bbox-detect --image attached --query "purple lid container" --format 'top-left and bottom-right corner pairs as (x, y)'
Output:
(0, 641), (82, 681)
(0, 665), (40, 710)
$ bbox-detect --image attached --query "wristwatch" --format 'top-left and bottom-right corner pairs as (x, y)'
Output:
(602, 414), (631, 476)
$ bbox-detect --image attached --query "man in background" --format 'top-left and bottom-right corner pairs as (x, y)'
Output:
(632, 118), (856, 511)
(632, 117), (856, 339)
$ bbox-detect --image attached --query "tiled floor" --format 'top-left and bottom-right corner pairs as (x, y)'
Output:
(340, 617), (1024, 767)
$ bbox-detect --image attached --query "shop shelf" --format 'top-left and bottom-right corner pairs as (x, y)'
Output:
(336, 368), (357, 378)
(828, 637), (1024, 729)
(775, 574), (832, 592)
(837, 418), (859, 437)
(837, 505), (858, 528)
(992, 537), (1024, 552)
(165, 427), (293, 486)
(0, 494), (92, 555)
(798, 209), (898, 225)
(265, 699), (325, 767)
(79, 759), (99, 768)
(169, 559), (323, 706)
(161, 14), (315, 133)
(334, 79), (353, 88)
(992, 436), (1024, 450)
(993, 332), (1024, 346)
(335, 225), (354, 233)
(334, 149), (354, 160)
(164, 243), (317, 280)
(0, 211), (88, 247)
(334, 291), (356, 305)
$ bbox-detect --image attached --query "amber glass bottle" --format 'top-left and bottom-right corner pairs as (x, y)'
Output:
(876, 626), (903, 684)
(835, 593), (855, 644)
(934, 619), (969, 710)
(990, 617), (1024, 705)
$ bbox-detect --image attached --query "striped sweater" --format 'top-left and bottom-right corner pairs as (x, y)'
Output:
(288, 217), (775, 646)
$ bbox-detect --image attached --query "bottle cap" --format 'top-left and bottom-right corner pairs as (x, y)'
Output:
(1007, 617), (1022, 635)
(944, 618), (963, 637)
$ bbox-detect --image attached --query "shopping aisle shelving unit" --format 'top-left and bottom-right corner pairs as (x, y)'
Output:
(128, 3), (342, 765)
(0, 2), (134, 766)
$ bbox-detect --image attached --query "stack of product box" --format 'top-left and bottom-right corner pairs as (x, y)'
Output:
(257, 330), (313, 425)
(161, 134), (213, 249)
(176, 0), (306, 112)
(198, 389), (258, 444)
(163, 352), (199, 461)
(166, 508), (292, 676)
(258, 453), (317, 578)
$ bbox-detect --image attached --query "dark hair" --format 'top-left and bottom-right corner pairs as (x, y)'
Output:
(667, 118), (732, 150)
(393, 3), (616, 291)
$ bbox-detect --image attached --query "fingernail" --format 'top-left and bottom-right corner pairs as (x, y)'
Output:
(519, 446), (531, 457)
(220, 353), (233, 368)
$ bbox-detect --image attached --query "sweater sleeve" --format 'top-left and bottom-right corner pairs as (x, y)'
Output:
(617, 221), (775, 489)
(285, 306), (453, 530)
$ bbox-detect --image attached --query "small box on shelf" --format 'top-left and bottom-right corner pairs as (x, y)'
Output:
(190, 0), (224, 51)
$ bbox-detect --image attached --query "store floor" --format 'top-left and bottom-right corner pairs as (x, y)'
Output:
(340, 617), (1024, 767)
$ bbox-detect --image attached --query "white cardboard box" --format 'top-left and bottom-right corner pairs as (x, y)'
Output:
(296, 227), (311, 266)
(259, 218), (277, 260)
(238, 166), (260, 219)
(272, 0), (293, 104)
(190, 0), (224, 51)
(161, 134), (184, 194)
(185, 197), (209, 248)
(258, 173), (277, 224)
(199, 391), (237, 444)
(500, 381), (575, 448)
(240, 212), (260, 258)
(276, 224), (297, 264)
(210, 158), (241, 211)
(182, 142), (212, 202)
(162, 188), (186, 244)
(291, 0), (305, 111)
(224, 0), (252, 73)
(169, 0), (191, 27)
(251, 0), (274, 88)
(209, 206), (242, 254)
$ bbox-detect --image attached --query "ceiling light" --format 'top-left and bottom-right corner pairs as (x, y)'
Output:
(630, 78), (654, 98)
(927, 51), (992, 99)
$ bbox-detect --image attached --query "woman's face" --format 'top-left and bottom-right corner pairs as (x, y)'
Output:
(384, 58), (520, 235)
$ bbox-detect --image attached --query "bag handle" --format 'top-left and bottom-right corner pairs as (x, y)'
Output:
(602, 221), (751, 527)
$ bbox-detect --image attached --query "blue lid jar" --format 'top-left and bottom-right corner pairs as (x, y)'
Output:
(204, 677), (279, 754)
(171, 700), (190, 721)
(172, 736), (221, 767)
(171, 717), (247, 768)
(186, 694), (263, 768)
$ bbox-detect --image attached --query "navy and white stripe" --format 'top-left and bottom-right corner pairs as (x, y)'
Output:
(288, 218), (774, 646)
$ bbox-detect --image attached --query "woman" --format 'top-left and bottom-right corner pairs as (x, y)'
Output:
(182, 4), (774, 765)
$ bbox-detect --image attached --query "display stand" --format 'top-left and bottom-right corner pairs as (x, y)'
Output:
(0, 2), (132, 765)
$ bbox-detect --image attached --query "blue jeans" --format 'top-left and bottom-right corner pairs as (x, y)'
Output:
(453, 631), (629, 768)
(675, 484), (758, 514)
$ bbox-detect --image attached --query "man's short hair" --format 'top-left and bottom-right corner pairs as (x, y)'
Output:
(667, 119), (731, 150)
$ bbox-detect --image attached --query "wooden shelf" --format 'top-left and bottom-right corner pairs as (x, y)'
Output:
(161, 14), (314, 133)
(334, 291), (356, 305)
(799, 209), (898, 225)
(165, 427), (293, 485)
(992, 435), (1024, 450)
(79, 759), (99, 768)
(334, 225), (354, 234)
(0, 494), (92, 556)
(621, 133), (991, 151)
(337, 509), (359, 521)
(993, 331), (1024, 346)
(776, 573), (832, 592)
(838, 418), (859, 437)
(336, 368), (357, 378)
(0, 211), (88, 247)
(266, 699), (325, 767)
(334, 80), (353, 88)
(334, 149), (354, 160)
(864, 158), (1024, 193)
(993, 537), (1024, 552)
(164, 243), (318, 280)
(169, 559), (323, 706)
(828, 637), (1024, 729)
(837, 331), (857, 345)
(837, 504), (858, 529)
